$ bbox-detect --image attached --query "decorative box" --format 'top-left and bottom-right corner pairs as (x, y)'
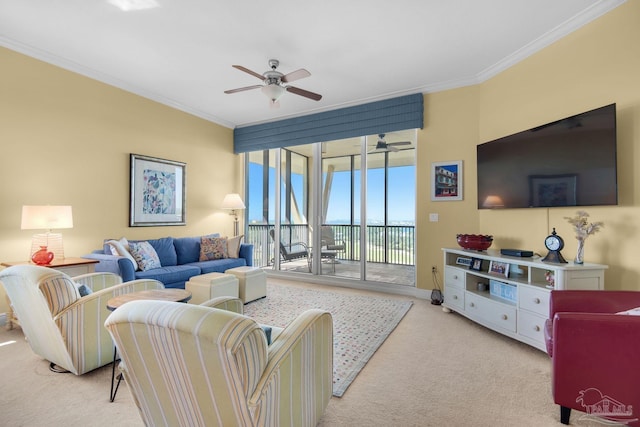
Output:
(490, 279), (517, 303)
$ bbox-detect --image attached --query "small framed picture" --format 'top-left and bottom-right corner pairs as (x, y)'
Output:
(489, 260), (510, 278)
(456, 257), (472, 267)
(431, 160), (463, 201)
(469, 258), (483, 271)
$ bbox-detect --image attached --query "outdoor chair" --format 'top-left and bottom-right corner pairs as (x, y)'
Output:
(321, 225), (346, 253)
(0, 265), (164, 375)
(269, 229), (310, 271)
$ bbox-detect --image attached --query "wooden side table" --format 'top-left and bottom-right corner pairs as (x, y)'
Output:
(1, 257), (99, 330)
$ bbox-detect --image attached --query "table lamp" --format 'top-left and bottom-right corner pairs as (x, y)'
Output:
(21, 205), (74, 265)
(220, 194), (245, 236)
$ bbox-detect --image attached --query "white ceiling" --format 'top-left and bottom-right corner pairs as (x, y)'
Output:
(0, 0), (625, 129)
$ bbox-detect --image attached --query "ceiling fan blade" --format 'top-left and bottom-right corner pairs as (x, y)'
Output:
(387, 145), (400, 152)
(368, 147), (386, 154)
(232, 65), (265, 80)
(388, 141), (412, 146)
(286, 86), (322, 101)
(282, 68), (311, 83)
(224, 85), (263, 94)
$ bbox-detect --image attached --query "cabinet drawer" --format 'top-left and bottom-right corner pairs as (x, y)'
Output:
(444, 286), (465, 311)
(444, 266), (465, 289)
(564, 270), (604, 291)
(518, 310), (546, 344)
(465, 293), (516, 333)
(519, 286), (549, 317)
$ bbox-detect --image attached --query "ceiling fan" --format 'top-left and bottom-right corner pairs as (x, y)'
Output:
(368, 134), (412, 153)
(224, 59), (322, 107)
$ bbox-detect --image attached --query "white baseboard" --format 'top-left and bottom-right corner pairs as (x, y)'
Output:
(265, 270), (431, 300)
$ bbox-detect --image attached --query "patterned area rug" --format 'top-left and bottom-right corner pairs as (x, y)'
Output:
(243, 283), (413, 397)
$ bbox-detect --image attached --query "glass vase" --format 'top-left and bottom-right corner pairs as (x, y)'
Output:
(575, 239), (585, 264)
(31, 246), (54, 265)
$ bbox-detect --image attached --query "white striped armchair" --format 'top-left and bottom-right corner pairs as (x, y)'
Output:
(0, 265), (164, 375)
(105, 299), (333, 427)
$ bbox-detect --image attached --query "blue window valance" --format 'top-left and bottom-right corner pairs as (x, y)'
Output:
(233, 93), (423, 154)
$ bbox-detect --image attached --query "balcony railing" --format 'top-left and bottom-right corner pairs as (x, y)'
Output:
(246, 224), (415, 268)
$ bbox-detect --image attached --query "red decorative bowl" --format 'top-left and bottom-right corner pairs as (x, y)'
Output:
(456, 234), (493, 251)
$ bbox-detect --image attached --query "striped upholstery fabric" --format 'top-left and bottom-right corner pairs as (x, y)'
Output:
(73, 272), (122, 292)
(39, 275), (80, 316)
(105, 300), (333, 427)
(0, 265), (165, 375)
(199, 295), (244, 314)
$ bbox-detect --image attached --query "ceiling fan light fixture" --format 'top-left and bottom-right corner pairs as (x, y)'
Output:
(261, 84), (285, 102)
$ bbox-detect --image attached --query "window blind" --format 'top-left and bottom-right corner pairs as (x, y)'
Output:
(233, 93), (423, 153)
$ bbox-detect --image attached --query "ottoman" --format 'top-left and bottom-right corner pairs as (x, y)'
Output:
(186, 272), (239, 305)
(225, 266), (267, 303)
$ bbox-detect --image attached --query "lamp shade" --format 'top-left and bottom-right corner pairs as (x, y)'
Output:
(221, 194), (246, 210)
(21, 205), (73, 262)
(21, 205), (74, 230)
(482, 195), (505, 209)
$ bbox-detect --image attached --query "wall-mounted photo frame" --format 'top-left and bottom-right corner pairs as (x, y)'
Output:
(528, 174), (577, 207)
(456, 257), (472, 267)
(431, 160), (463, 201)
(469, 257), (483, 272)
(130, 154), (186, 227)
(489, 260), (510, 278)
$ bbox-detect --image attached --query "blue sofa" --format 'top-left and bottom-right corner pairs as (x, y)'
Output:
(83, 236), (253, 289)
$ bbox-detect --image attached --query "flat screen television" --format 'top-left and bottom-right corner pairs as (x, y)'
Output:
(477, 103), (617, 209)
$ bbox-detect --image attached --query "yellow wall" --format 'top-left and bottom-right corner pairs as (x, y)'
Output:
(0, 47), (242, 312)
(417, 1), (640, 291)
(416, 85), (480, 289)
(2, 1), (639, 311)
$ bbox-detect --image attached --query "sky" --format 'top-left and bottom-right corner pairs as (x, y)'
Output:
(248, 162), (415, 224)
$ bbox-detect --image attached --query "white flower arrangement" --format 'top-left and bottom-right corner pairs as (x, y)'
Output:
(564, 210), (604, 241)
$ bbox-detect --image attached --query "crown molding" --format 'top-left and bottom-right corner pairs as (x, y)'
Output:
(476, 0), (627, 82)
(0, 37), (236, 129)
(2, 0), (626, 129)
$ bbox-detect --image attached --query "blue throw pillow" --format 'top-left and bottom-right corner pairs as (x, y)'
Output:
(174, 234), (221, 264)
(147, 237), (177, 266)
(76, 284), (92, 297)
(261, 325), (272, 345)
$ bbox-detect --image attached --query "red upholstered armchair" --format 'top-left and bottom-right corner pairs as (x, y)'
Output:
(545, 290), (640, 426)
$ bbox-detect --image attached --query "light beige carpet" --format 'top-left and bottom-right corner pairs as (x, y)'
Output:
(244, 282), (413, 397)
(0, 278), (583, 426)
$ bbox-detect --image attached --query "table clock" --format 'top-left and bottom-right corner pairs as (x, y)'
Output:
(542, 228), (568, 264)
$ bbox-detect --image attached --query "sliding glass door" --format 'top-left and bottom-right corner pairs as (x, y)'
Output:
(365, 134), (416, 284)
(246, 148), (310, 273)
(320, 138), (362, 280)
(245, 130), (416, 286)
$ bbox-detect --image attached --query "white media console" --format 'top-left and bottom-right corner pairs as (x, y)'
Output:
(441, 248), (607, 352)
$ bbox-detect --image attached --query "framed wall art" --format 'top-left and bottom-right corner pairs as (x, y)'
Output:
(130, 154), (186, 226)
(431, 160), (463, 201)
